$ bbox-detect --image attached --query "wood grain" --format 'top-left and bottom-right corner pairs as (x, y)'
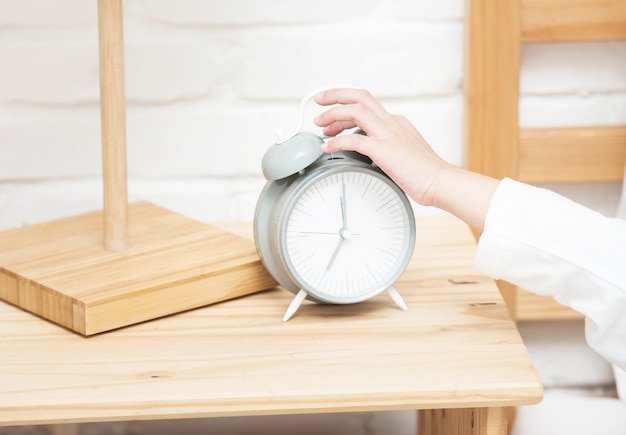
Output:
(521, 0), (626, 42)
(519, 126), (626, 183)
(418, 407), (508, 435)
(0, 216), (542, 427)
(0, 202), (277, 335)
(98, 0), (128, 251)
(463, 0), (521, 180)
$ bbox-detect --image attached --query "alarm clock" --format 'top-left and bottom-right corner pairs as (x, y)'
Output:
(253, 91), (416, 322)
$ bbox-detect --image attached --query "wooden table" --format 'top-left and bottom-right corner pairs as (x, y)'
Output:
(0, 216), (542, 434)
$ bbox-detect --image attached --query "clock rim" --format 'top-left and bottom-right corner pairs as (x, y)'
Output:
(276, 160), (416, 304)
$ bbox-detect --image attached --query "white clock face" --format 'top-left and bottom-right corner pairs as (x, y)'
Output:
(279, 167), (414, 303)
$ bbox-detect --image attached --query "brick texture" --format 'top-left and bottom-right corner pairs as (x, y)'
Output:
(0, 0), (624, 231)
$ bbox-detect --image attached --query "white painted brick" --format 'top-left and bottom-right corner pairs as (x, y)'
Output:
(0, 179), (103, 228)
(0, 39), (221, 104)
(0, 0), (96, 27)
(136, 0), (379, 26)
(0, 107), (101, 180)
(126, 101), (287, 178)
(0, 176), (267, 228)
(129, 177), (267, 223)
(0, 41), (98, 104)
(519, 93), (626, 128)
(137, 0), (463, 26)
(0, 101), (285, 181)
(521, 41), (626, 95)
(384, 0), (464, 20)
(224, 23), (463, 100)
(125, 41), (223, 102)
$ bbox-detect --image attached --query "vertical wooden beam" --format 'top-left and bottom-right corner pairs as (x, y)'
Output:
(417, 407), (508, 435)
(464, 0), (521, 180)
(98, 0), (128, 251)
(497, 280), (518, 321)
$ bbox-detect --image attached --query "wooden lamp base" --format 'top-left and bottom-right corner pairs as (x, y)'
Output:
(0, 2), (276, 335)
(0, 202), (277, 335)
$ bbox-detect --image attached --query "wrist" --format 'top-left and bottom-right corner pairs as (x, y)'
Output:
(427, 163), (460, 210)
(432, 166), (500, 232)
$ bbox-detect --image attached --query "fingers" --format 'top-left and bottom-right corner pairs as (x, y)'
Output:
(321, 133), (371, 156)
(315, 88), (387, 118)
(313, 88), (390, 158)
(315, 97), (388, 137)
(320, 120), (358, 137)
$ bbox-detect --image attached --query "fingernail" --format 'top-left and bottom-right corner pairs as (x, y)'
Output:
(314, 92), (327, 103)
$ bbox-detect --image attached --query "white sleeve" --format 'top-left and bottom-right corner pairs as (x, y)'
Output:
(474, 178), (626, 375)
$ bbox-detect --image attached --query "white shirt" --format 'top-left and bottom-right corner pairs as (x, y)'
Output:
(474, 178), (626, 402)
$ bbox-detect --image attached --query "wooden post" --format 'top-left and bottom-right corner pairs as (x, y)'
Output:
(418, 407), (508, 435)
(98, 0), (128, 251)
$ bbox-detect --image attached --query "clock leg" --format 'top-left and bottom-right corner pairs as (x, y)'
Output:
(387, 287), (408, 311)
(283, 289), (308, 322)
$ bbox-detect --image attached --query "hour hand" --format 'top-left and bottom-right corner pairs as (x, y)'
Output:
(326, 237), (344, 271)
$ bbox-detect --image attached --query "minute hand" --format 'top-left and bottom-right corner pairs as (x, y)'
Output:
(341, 183), (347, 228)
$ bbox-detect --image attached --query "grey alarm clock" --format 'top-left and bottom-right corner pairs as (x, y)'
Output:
(253, 90), (416, 322)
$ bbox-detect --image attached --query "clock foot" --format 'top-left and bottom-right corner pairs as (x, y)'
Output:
(387, 287), (408, 311)
(283, 289), (308, 322)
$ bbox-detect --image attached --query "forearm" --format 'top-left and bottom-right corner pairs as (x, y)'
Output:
(431, 165), (500, 232)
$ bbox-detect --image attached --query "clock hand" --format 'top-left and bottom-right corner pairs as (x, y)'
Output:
(325, 237), (344, 271)
(341, 182), (348, 229)
(325, 227), (353, 271)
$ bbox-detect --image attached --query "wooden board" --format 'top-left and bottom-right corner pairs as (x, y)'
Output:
(0, 202), (277, 335)
(521, 0), (626, 42)
(519, 126), (626, 183)
(0, 216), (542, 427)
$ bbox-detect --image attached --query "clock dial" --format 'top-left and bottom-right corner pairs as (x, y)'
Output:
(280, 168), (413, 303)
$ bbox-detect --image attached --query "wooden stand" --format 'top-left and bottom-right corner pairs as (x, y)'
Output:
(0, 0), (276, 335)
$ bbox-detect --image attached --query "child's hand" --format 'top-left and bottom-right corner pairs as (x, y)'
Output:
(314, 88), (499, 231)
(314, 88), (449, 208)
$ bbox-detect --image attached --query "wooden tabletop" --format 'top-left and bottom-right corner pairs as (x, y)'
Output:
(0, 215), (542, 426)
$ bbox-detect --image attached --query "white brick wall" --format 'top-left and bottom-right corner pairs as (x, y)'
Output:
(1, 0), (625, 230)
(0, 1), (625, 434)
(0, 0), (468, 228)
